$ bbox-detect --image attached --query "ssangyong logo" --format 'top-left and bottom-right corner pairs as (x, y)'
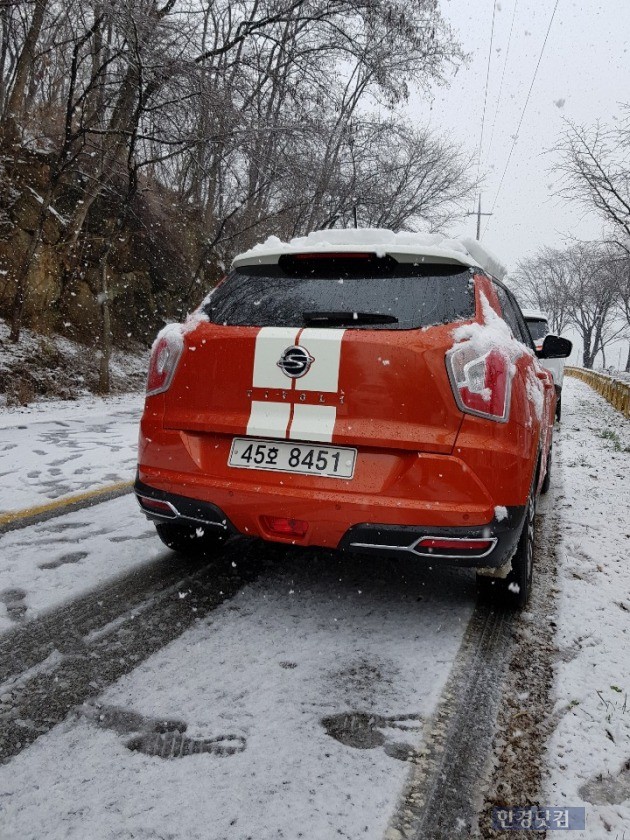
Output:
(277, 346), (315, 379)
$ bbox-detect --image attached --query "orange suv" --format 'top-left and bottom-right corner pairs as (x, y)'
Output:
(135, 230), (571, 608)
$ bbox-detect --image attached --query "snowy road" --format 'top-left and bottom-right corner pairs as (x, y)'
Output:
(0, 394), (142, 513)
(0, 378), (627, 839)
(0, 496), (161, 634)
(0, 530), (476, 839)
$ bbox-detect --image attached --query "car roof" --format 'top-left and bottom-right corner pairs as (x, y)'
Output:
(521, 309), (549, 322)
(232, 228), (507, 281)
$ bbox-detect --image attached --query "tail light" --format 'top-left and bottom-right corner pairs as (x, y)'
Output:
(446, 343), (513, 422)
(146, 327), (183, 396)
(261, 516), (309, 538)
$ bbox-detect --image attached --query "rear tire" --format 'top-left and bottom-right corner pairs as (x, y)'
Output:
(155, 522), (227, 556)
(477, 489), (536, 610)
(541, 447), (552, 495)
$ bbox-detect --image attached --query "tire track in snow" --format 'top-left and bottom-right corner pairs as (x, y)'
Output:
(0, 545), (231, 694)
(385, 478), (561, 838)
(477, 480), (562, 837)
(0, 550), (213, 685)
(385, 601), (514, 839)
(0, 537), (267, 764)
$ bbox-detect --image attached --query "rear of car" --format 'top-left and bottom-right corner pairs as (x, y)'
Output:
(136, 232), (560, 608)
(522, 310), (566, 419)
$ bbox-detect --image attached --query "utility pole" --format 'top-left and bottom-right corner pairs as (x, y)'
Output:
(467, 195), (493, 240)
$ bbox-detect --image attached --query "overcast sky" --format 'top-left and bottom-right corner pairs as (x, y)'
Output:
(411, 0), (629, 276)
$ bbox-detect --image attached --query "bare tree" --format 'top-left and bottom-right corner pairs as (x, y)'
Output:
(2, 0), (49, 141)
(511, 243), (626, 368)
(7, 3), (106, 341)
(555, 117), (630, 242)
(598, 246), (630, 371)
(565, 244), (621, 368)
(510, 246), (572, 335)
(0, 0), (476, 362)
(554, 113), (630, 368)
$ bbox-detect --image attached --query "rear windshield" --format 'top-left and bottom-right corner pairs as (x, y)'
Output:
(525, 318), (549, 341)
(203, 255), (475, 330)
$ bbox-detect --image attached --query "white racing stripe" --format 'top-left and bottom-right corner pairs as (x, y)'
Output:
(247, 327), (346, 442)
(289, 404), (337, 443)
(252, 327), (300, 389)
(296, 329), (345, 392)
(246, 401), (291, 438)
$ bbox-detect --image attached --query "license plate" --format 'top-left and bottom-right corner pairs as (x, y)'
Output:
(228, 438), (356, 479)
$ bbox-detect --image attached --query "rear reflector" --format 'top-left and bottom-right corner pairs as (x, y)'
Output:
(137, 496), (178, 517)
(417, 538), (493, 551)
(261, 516), (308, 538)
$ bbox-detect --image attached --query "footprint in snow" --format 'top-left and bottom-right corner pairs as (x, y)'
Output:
(0, 588), (27, 621)
(39, 551), (88, 570)
(41, 522), (89, 534)
(109, 531), (155, 543)
(321, 711), (422, 761)
(78, 701), (246, 759)
(579, 759), (630, 805)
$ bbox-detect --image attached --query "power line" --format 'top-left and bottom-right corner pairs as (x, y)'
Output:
(486, 0), (519, 163)
(476, 0), (499, 181)
(481, 0), (561, 239)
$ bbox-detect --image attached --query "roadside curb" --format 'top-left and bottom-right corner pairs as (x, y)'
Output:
(0, 481), (134, 534)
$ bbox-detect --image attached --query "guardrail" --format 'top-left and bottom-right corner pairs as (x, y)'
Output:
(565, 366), (630, 419)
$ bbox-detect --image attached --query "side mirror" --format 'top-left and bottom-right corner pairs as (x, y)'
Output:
(537, 334), (572, 359)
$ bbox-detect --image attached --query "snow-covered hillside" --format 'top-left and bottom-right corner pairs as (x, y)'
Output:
(0, 318), (147, 406)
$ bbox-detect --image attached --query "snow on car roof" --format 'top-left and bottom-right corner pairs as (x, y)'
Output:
(232, 228), (507, 280)
(521, 309), (548, 321)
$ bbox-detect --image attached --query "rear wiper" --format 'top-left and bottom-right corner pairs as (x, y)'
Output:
(302, 310), (398, 326)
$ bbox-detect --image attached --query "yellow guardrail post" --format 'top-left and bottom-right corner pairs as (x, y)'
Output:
(565, 366), (630, 419)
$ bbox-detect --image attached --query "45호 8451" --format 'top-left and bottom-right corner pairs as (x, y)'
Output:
(228, 438), (356, 479)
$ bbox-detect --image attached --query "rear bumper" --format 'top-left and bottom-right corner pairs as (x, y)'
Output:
(135, 479), (238, 535)
(135, 478), (525, 569)
(337, 510), (525, 568)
